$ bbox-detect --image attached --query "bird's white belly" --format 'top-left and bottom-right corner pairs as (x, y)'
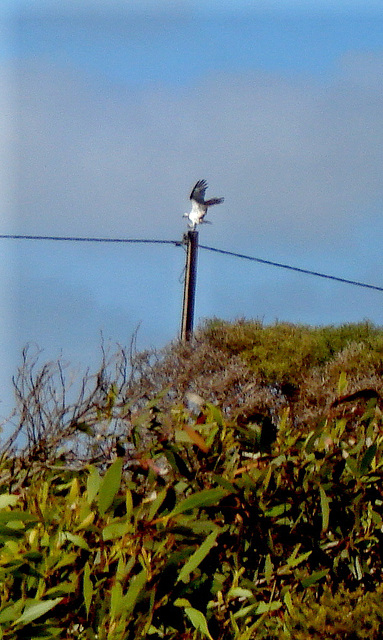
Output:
(189, 202), (206, 225)
(189, 210), (201, 225)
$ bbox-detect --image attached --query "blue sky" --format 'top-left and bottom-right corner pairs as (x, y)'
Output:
(1, 0), (383, 422)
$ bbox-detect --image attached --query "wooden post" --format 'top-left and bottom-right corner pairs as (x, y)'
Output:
(181, 230), (199, 341)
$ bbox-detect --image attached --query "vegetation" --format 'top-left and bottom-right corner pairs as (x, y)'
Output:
(1, 320), (383, 638)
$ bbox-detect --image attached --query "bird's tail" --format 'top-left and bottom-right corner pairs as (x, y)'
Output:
(205, 197), (224, 206)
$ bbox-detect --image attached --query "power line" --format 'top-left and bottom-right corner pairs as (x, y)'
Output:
(199, 244), (383, 292)
(0, 233), (382, 293)
(0, 234), (181, 246)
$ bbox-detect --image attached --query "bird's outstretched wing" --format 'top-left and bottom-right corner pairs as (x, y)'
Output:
(190, 179), (208, 204)
(205, 197), (224, 206)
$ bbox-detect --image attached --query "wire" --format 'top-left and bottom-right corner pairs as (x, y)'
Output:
(0, 233), (382, 293)
(0, 234), (181, 246)
(199, 244), (383, 292)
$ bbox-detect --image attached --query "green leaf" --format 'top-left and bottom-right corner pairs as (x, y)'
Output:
(86, 465), (102, 504)
(126, 489), (133, 520)
(287, 550), (311, 569)
(228, 587), (254, 599)
(255, 601), (282, 614)
(264, 554), (274, 583)
(174, 598), (191, 607)
(345, 456), (358, 477)
(102, 521), (131, 541)
(0, 510), (37, 524)
(0, 495), (19, 510)
(278, 544), (312, 574)
(123, 569), (147, 614)
(14, 598), (63, 625)
(337, 371), (348, 396)
(98, 458), (123, 516)
(359, 443), (377, 475)
(60, 531), (89, 551)
(116, 556), (127, 582)
(83, 562), (93, 618)
(45, 582), (75, 597)
(110, 581), (123, 620)
(52, 552), (78, 571)
(163, 446), (192, 479)
(24, 551), (44, 562)
(206, 402), (223, 426)
(0, 601), (24, 624)
(148, 488), (168, 521)
(319, 485), (330, 532)
(283, 590), (294, 614)
(212, 475), (236, 492)
(168, 488), (230, 518)
(233, 604), (257, 619)
(301, 569), (329, 588)
(264, 503), (291, 517)
(178, 528), (219, 583)
(0, 525), (25, 539)
(184, 607), (213, 640)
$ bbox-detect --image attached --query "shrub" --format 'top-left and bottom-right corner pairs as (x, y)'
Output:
(2, 320), (383, 638)
(1, 387), (383, 638)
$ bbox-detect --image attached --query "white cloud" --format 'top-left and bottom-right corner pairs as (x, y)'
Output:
(12, 52), (383, 257)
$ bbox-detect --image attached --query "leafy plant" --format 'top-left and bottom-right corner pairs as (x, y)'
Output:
(2, 320), (383, 638)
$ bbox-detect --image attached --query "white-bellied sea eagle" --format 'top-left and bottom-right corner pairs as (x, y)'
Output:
(183, 179), (224, 230)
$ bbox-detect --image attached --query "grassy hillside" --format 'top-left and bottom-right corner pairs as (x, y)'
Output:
(1, 320), (383, 638)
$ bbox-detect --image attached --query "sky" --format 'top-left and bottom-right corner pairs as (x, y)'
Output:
(1, 0), (383, 423)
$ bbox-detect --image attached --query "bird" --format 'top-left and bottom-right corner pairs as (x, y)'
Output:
(183, 179), (224, 230)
